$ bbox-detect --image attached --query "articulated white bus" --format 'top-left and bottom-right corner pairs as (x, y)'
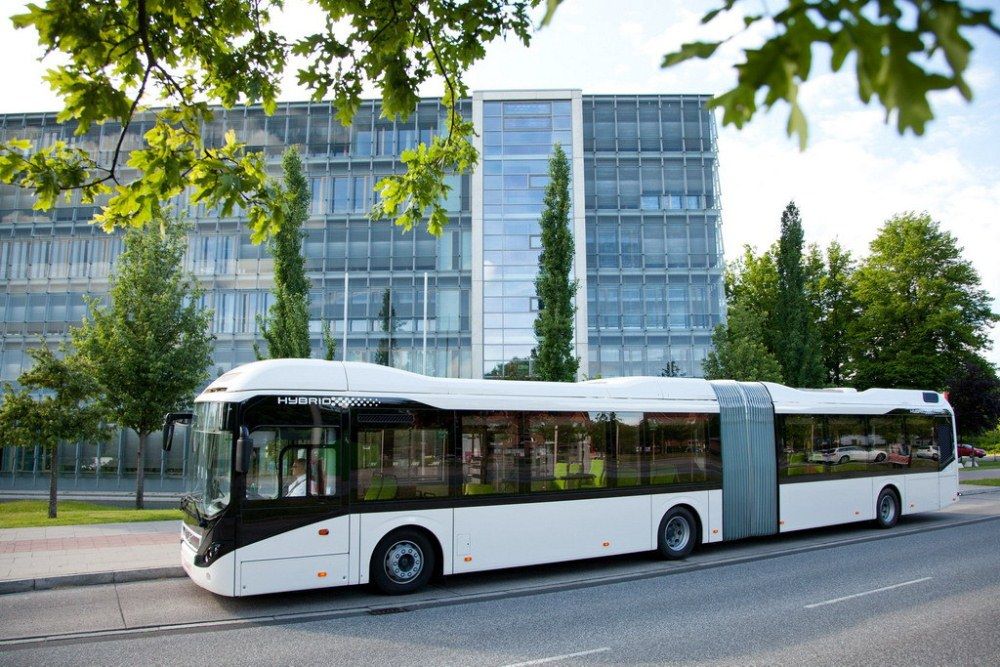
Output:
(166, 360), (959, 597)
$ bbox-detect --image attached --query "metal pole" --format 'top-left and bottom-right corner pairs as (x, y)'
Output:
(342, 271), (349, 361)
(422, 271), (428, 375)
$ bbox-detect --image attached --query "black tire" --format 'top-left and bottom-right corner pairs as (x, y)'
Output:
(656, 506), (698, 559)
(838, 455), (850, 465)
(875, 487), (900, 529)
(874, 453), (886, 463)
(370, 529), (436, 595)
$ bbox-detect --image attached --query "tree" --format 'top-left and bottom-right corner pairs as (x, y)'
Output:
(703, 246), (784, 382)
(255, 147), (312, 360)
(374, 289), (399, 367)
(703, 301), (784, 382)
(2, 2), (995, 240)
(532, 144), (578, 382)
(815, 241), (858, 385)
(773, 202), (824, 387)
(0, 347), (106, 519)
(72, 219), (214, 509)
(850, 212), (997, 390)
(945, 355), (1000, 438)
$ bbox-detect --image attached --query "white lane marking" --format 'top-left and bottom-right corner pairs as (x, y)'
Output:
(502, 647), (611, 667)
(804, 576), (933, 609)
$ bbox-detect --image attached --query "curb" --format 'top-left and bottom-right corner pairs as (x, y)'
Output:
(0, 566), (186, 596)
(3, 512), (999, 649)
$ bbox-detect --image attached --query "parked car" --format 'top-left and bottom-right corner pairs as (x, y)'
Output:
(808, 445), (888, 465)
(914, 444), (939, 461)
(958, 443), (986, 459)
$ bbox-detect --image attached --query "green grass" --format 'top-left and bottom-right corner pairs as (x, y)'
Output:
(0, 500), (183, 528)
(961, 478), (1000, 487)
(961, 460), (1000, 470)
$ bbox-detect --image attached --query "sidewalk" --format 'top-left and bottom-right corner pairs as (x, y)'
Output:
(0, 520), (182, 593)
(2, 484), (998, 596)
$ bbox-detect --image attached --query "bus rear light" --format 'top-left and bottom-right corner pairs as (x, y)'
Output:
(318, 528), (329, 536)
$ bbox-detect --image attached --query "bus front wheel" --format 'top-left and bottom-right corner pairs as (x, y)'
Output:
(657, 506), (698, 559)
(370, 529), (436, 595)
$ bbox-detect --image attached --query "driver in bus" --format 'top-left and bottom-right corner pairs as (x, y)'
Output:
(285, 458), (308, 497)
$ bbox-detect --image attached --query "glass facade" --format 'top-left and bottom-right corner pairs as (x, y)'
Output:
(480, 99), (576, 377)
(0, 91), (725, 491)
(583, 95), (723, 379)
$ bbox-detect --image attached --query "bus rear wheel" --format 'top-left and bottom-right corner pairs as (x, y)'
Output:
(371, 529), (435, 595)
(875, 488), (900, 529)
(657, 507), (698, 559)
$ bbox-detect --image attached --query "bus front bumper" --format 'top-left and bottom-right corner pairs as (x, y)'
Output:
(181, 537), (236, 597)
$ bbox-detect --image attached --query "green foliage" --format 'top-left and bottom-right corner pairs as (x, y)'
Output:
(773, 202), (824, 387)
(660, 1), (1000, 148)
(532, 144), (578, 382)
(0, 346), (108, 518)
(71, 217), (214, 508)
(945, 355), (1000, 438)
(703, 301), (784, 382)
(256, 147), (311, 360)
(814, 241), (858, 385)
(1, 0), (537, 239)
(849, 212), (997, 390)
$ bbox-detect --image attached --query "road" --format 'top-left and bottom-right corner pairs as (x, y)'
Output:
(2, 495), (999, 666)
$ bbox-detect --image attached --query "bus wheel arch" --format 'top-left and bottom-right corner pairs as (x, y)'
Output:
(875, 485), (901, 529)
(656, 504), (701, 560)
(369, 525), (442, 595)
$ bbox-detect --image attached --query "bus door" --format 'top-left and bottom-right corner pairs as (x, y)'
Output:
(710, 381), (778, 540)
(235, 397), (350, 596)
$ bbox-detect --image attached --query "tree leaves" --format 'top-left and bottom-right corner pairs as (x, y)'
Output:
(662, 0), (999, 147)
(2, 0), (537, 238)
(532, 144), (578, 382)
(71, 216), (214, 438)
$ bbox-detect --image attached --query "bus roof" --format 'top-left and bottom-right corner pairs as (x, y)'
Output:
(196, 359), (949, 414)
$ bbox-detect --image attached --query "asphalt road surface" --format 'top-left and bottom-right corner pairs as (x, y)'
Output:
(3, 498), (999, 666)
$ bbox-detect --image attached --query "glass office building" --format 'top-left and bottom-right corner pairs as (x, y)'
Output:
(0, 90), (724, 492)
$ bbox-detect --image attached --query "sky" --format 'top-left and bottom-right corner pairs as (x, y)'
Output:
(1, 0), (998, 364)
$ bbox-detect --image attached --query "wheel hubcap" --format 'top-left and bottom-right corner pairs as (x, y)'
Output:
(665, 516), (690, 551)
(385, 541), (424, 584)
(880, 496), (896, 523)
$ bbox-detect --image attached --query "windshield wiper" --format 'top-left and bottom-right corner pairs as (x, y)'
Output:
(180, 493), (209, 528)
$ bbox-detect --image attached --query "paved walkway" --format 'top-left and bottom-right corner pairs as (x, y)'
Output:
(0, 520), (180, 585)
(2, 482), (999, 591)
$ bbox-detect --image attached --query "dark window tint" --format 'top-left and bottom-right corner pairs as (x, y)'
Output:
(780, 414), (827, 478)
(869, 416), (908, 472)
(934, 415), (955, 469)
(461, 412), (521, 496)
(242, 396), (342, 431)
(825, 415), (868, 472)
(528, 412), (608, 492)
(610, 412), (642, 487)
(907, 415), (939, 472)
(647, 413), (713, 485)
(353, 411), (452, 501)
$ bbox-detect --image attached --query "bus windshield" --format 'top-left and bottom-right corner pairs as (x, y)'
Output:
(184, 402), (234, 519)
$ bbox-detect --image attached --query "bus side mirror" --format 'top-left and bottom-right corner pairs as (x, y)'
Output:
(236, 427), (253, 474)
(162, 412), (194, 452)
